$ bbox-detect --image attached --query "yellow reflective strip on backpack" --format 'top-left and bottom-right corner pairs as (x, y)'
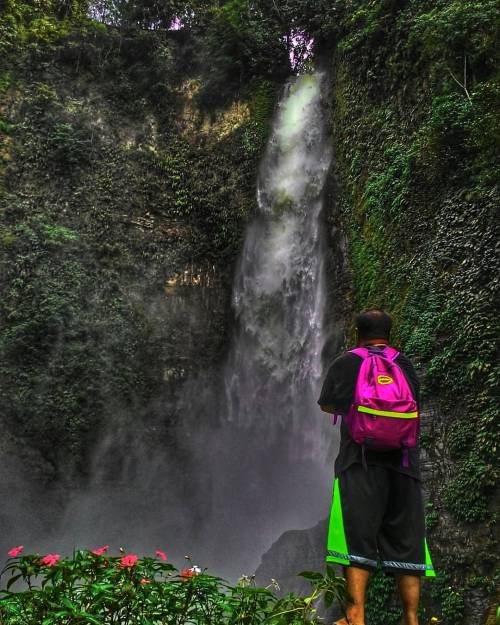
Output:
(357, 405), (418, 419)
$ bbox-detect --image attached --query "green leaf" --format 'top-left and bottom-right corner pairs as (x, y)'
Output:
(6, 574), (22, 590)
(324, 590), (334, 608)
(76, 612), (103, 624)
(61, 596), (77, 611)
(297, 570), (323, 582)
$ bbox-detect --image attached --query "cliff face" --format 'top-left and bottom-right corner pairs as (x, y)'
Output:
(0, 16), (278, 545)
(323, 3), (499, 624)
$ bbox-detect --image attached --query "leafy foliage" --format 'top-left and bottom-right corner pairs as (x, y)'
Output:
(325, 1), (499, 623)
(430, 573), (465, 625)
(0, 551), (347, 624)
(0, 1), (280, 489)
(195, 0), (287, 108)
(365, 569), (403, 625)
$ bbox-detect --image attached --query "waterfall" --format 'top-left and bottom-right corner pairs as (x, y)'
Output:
(224, 72), (333, 459)
(194, 71), (336, 578)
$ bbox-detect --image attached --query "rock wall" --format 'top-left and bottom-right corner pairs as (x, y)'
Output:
(0, 18), (279, 549)
(278, 4), (498, 624)
(325, 10), (498, 618)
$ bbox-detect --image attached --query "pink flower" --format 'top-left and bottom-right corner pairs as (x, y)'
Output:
(140, 578), (151, 585)
(91, 545), (110, 556)
(155, 550), (167, 561)
(119, 554), (138, 568)
(7, 546), (23, 558)
(41, 554), (61, 567)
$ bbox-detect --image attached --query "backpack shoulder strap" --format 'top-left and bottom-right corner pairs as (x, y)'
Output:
(349, 347), (370, 359)
(382, 346), (400, 361)
(350, 346), (400, 361)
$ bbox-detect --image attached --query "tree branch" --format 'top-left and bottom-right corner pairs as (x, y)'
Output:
(447, 55), (472, 105)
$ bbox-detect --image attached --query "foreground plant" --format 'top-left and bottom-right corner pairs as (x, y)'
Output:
(0, 547), (347, 624)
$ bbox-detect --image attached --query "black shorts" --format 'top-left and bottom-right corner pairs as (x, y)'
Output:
(326, 463), (435, 577)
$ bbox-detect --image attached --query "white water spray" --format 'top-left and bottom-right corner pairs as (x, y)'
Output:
(225, 71), (333, 458)
(191, 71), (336, 578)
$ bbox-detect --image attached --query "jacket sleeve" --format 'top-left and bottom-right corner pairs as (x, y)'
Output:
(317, 352), (360, 413)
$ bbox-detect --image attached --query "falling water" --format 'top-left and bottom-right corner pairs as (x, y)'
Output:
(191, 71), (336, 578)
(226, 71), (333, 454)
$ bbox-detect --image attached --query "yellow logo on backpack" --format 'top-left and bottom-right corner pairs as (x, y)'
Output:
(377, 375), (394, 385)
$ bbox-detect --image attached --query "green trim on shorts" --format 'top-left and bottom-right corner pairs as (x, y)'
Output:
(424, 539), (436, 577)
(326, 477), (349, 565)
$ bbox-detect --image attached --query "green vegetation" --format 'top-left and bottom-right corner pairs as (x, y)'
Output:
(365, 569), (403, 625)
(0, 549), (346, 624)
(0, 1), (280, 494)
(325, 1), (499, 623)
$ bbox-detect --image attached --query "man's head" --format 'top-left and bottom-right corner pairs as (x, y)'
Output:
(355, 307), (392, 344)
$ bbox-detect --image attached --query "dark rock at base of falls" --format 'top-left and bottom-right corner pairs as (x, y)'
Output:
(255, 517), (342, 620)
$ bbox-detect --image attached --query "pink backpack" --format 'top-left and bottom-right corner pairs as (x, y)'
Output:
(334, 345), (419, 468)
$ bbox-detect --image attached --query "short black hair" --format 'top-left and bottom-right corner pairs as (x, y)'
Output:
(355, 308), (392, 340)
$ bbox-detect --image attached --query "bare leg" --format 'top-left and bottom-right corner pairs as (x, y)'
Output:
(396, 574), (420, 625)
(335, 566), (370, 625)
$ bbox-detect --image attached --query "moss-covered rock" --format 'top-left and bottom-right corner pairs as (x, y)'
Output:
(323, 1), (499, 623)
(0, 12), (279, 484)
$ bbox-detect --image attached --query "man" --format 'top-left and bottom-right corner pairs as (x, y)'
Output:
(318, 308), (435, 625)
